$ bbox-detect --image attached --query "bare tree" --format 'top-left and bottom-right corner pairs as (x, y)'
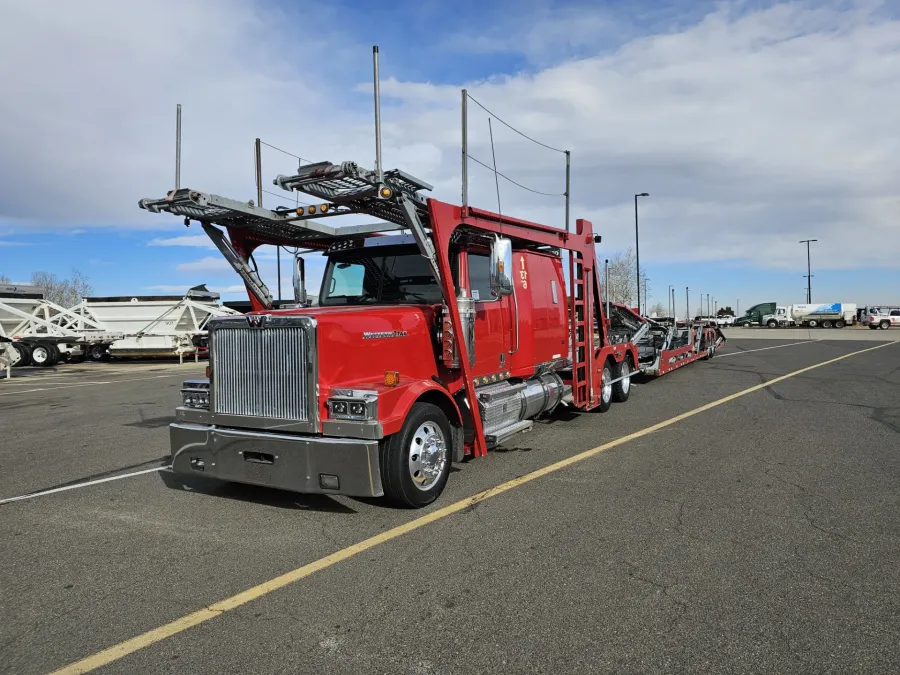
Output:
(30, 269), (93, 307)
(0, 274), (9, 284)
(648, 302), (666, 317)
(602, 246), (649, 309)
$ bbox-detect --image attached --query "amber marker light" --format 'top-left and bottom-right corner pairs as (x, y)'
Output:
(384, 371), (400, 387)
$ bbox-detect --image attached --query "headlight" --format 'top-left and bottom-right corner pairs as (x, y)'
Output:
(327, 389), (378, 421)
(181, 379), (210, 410)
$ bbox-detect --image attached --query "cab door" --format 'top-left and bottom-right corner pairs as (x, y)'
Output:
(464, 248), (510, 378)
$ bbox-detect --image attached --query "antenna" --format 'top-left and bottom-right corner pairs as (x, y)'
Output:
(488, 118), (502, 220)
(175, 104), (182, 189)
(372, 45), (384, 186)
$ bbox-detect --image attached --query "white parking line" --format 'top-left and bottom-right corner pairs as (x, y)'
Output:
(0, 373), (190, 396)
(0, 466), (171, 505)
(717, 340), (817, 357)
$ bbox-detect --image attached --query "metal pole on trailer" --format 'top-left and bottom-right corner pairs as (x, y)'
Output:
(373, 45), (384, 187)
(686, 287), (690, 324)
(175, 104), (182, 190)
(461, 89), (468, 212)
(605, 259), (610, 321)
(565, 150), (571, 234)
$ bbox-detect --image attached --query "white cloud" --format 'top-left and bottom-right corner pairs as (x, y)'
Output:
(148, 235), (215, 249)
(175, 257), (233, 274)
(1, 0), (898, 292)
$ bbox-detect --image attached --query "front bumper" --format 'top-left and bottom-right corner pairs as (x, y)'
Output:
(170, 422), (384, 497)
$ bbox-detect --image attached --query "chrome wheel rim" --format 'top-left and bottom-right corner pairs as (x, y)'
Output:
(601, 366), (612, 403)
(408, 421), (447, 491)
(620, 362), (631, 394)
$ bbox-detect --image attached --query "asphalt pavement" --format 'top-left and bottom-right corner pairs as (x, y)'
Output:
(1, 339), (898, 674)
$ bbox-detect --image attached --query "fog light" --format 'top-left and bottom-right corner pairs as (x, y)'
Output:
(331, 400), (348, 416)
(319, 474), (340, 490)
(349, 401), (366, 416)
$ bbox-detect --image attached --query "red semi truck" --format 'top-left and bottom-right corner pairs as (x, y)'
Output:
(139, 49), (723, 508)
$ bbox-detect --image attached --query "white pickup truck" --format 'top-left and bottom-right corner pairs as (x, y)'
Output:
(861, 307), (900, 329)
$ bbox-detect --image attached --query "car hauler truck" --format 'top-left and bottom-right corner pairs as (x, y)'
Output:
(138, 47), (723, 507)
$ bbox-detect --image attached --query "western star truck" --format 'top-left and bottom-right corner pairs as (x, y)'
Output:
(138, 46), (724, 508)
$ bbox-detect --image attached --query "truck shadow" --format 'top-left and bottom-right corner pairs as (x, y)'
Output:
(158, 470), (357, 514)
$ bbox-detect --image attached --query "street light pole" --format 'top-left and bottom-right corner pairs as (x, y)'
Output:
(634, 192), (649, 314)
(800, 239), (817, 303)
(685, 287), (690, 325)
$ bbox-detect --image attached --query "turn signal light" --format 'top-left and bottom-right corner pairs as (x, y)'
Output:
(379, 186), (392, 198)
(308, 205), (317, 215)
(384, 371), (400, 387)
(205, 365), (210, 377)
(319, 203), (329, 213)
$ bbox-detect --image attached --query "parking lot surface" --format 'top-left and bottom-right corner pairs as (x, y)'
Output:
(1, 339), (898, 674)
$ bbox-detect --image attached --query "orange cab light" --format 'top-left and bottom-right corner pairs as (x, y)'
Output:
(205, 365), (211, 378)
(384, 371), (400, 387)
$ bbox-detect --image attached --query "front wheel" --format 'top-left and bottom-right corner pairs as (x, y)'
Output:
(380, 402), (452, 508)
(767, 320), (777, 328)
(612, 358), (632, 402)
(880, 321), (890, 330)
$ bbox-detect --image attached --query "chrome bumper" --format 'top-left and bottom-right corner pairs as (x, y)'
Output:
(170, 422), (383, 498)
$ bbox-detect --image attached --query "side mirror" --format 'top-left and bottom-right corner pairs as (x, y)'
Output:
(293, 255), (308, 306)
(489, 236), (514, 298)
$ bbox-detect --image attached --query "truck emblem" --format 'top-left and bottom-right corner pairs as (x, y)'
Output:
(247, 314), (266, 328)
(363, 330), (407, 340)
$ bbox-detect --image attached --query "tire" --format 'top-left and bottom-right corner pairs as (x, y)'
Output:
(46, 344), (61, 366)
(612, 357), (632, 402)
(880, 321), (890, 330)
(11, 343), (31, 368)
(766, 320), (777, 328)
(380, 402), (452, 508)
(808, 320), (817, 328)
(822, 320), (832, 328)
(596, 362), (613, 412)
(30, 344), (56, 368)
(88, 344), (107, 361)
(835, 320), (845, 328)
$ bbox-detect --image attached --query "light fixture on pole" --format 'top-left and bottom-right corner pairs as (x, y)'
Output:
(634, 192), (649, 314)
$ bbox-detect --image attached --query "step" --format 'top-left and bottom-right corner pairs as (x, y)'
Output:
(485, 420), (533, 448)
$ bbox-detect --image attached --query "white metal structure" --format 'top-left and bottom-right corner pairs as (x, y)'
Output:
(80, 287), (239, 359)
(0, 285), (239, 370)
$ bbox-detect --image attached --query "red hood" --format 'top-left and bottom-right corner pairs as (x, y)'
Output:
(247, 304), (442, 392)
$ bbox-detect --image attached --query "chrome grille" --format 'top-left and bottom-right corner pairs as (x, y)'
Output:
(213, 326), (309, 420)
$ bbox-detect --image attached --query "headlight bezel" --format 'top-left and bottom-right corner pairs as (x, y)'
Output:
(181, 378), (210, 410)
(327, 389), (378, 421)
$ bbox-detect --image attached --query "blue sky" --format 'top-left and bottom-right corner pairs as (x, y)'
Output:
(1, 0), (898, 312)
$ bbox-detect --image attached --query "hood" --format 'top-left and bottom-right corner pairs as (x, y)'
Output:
(250, 304), (442, 391)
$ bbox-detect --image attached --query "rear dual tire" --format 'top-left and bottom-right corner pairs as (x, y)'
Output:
(30, 344), (61, 368)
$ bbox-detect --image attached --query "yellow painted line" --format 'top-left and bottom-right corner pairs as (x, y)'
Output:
(49, 340), (898, 675)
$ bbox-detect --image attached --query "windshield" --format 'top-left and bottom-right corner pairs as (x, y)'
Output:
(319, 245), (443, 306)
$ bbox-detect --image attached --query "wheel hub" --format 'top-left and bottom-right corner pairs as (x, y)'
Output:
(601, 367), (612, 402)
(408, 422), (447, 492)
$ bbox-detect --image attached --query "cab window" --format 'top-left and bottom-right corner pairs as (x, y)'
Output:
(467, 252), (494, 302)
